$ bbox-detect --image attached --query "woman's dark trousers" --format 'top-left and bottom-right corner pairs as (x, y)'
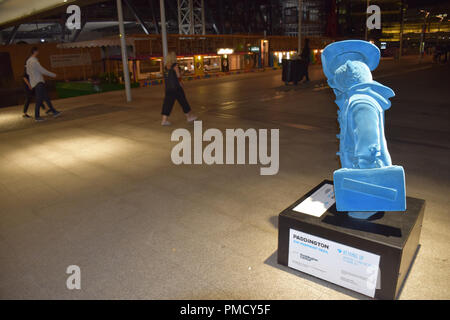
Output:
(161, 88), (192, 116)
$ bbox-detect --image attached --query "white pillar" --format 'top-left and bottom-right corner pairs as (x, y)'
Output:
(160, 0), (169, 60)
(116, 0), (132, 102)
(298, 0), (302, 53)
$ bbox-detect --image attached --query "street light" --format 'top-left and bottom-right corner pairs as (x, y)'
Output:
(434, 14), (447, 48)
(436, 13), (447, 32)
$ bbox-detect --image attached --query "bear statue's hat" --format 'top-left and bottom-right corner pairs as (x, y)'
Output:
(321, 40), (380, 80)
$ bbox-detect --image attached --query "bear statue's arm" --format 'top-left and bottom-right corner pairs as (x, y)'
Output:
(352, 103), (383, 169)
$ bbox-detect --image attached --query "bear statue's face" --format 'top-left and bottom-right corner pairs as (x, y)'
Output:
(333, 60), (372, 92)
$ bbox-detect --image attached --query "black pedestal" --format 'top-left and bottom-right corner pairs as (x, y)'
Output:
(278, 180), (425, 300)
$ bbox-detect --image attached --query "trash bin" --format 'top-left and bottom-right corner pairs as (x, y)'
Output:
(282, 59), (293, 84)
(282, 59), (307, 85)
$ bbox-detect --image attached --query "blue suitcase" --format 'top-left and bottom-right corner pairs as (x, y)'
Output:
(333, 165), (406, 212)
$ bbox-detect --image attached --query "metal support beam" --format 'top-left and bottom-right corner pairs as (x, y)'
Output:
(71, 20), (86, 42)
(298, 0), (302, 52)
(116, 0), (132, 102)
(178, 0), (190, 34)
(148, 0), (159, 34)
(60, 22), (65, 42)
(6, 25), (19, 44)
(177, 0), (205, 35)
(160, 0), (168, 59)
(200, 0), (205, 35)
(124, 0), (151, 35)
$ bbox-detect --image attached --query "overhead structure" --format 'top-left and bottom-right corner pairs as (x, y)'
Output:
(177, 0), (205, 35)
(116, 0), (132, 102)
(123, 0), (151, 35)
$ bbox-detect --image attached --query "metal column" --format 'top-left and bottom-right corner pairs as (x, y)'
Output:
(200, 0), (205, 35)
(160, 0), (168, 59)
(298, 0), (302, 52)
(116, 0), (132, 102)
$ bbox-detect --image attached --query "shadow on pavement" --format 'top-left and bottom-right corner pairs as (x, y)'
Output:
(0, 104), (130, 134)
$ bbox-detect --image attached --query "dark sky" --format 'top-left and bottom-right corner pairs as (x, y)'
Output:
(406, 0), (450, 8)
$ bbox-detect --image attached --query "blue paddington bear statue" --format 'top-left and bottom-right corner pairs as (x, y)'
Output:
(321, 40), (406, 219)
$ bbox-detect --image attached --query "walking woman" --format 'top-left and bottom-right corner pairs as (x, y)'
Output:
(161, 52), (197, 126)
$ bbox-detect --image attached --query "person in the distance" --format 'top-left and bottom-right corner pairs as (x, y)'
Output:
(25, 47), (61, 122)
(161, 52), (197, 126)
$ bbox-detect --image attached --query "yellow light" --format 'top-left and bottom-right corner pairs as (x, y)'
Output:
(1, 135), (140, 172)
(217, 48), (234, 55)
(0, 113), (19, 127)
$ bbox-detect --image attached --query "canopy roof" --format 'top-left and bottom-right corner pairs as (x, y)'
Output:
(0, 0), (108, 29)
(57, 37), (135, 48)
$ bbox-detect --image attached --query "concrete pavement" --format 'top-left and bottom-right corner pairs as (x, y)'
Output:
(0, 57), (449, 299)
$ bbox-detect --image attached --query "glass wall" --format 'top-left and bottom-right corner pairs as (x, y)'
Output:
(177, 57), (195, 75)
(203, 56), (221, 73)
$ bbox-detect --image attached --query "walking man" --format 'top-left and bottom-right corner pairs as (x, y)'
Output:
(25, 47), (61, 122)
(22, 65), (48, 118)
(22, 66), (34, 118)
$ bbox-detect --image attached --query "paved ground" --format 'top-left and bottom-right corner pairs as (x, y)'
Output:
(0, 56), (449, 299)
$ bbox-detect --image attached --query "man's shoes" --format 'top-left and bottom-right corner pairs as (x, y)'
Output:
(35, 117), (46, 122)
(52, 111), (61, 118)
(161, 120), (172, 126)
(23, 114), (31, 118)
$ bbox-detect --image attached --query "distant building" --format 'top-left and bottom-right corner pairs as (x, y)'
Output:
(282, 0), (331, 37)
(335, 0), (450, 55)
